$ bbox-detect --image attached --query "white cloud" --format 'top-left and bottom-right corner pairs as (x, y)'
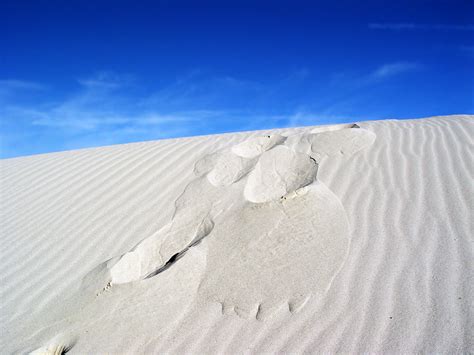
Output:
(77, 71), (134, 90)
(1, 71), (274, 149)
(0, 79), (45, 90)
(0, 69), (390, 158)
(370, 62), (419, 80)
(30, 111), (224, 131)
(330, 62), (420, 89)
(0, 80), (46, 100)
(369, 23), (474, 31)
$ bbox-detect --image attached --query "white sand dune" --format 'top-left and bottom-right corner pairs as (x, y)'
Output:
(0, 115), (472, 353)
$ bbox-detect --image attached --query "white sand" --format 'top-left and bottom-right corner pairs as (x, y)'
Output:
(0, 115), (472, 353)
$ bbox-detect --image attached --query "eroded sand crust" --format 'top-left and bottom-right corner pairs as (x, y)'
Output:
(103, 126), (374, 320)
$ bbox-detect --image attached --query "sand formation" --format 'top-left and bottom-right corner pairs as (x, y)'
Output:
(101, 124), (376, 319)
(3, 116), (472, 353)
(24, 125), (376, 353)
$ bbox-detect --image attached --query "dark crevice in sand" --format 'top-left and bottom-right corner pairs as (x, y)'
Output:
(144, 229), (210, 280)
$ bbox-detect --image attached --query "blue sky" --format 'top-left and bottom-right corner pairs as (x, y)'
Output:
(1, 0), (473, 158)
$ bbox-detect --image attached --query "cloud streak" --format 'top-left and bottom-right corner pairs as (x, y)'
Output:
(0, 79), (46, 90)
(369, 23), (474, 31)
(370, 62), (420, 80)
(0, 64), (425, 158)
(331, 61), (420, 89)
(0, 79), (46, 101)
(4, 73), (229, 134)
(0, 71), (297, 157)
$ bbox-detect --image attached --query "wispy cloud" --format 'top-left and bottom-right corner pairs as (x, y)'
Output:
(4, 72), (227, 135)
(369, 23), (474, 31)
(28, 110), (221, 131)
(331, 61), (420, 89)
(370, 62), (420, 80)
(0, 79), (46, 101)
(76, 71), (135, 90)
(0, 79), (46, 91)
(0, 71), (297, 157)
(140, 71), (264, 111)
(0, 65), (426, 158)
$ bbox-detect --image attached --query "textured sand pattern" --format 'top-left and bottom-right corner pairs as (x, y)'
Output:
(0, 115), (472, 353)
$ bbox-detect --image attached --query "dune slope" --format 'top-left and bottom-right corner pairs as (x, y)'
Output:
(0, 115), (472, 353)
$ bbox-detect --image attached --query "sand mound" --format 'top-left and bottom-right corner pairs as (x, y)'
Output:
(198, 181), (349, 320)
(89, 125), (375, 321)
(244, 145), (317, 203)
(231, 134), (286, 158)
(285, 125), (376, 162)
